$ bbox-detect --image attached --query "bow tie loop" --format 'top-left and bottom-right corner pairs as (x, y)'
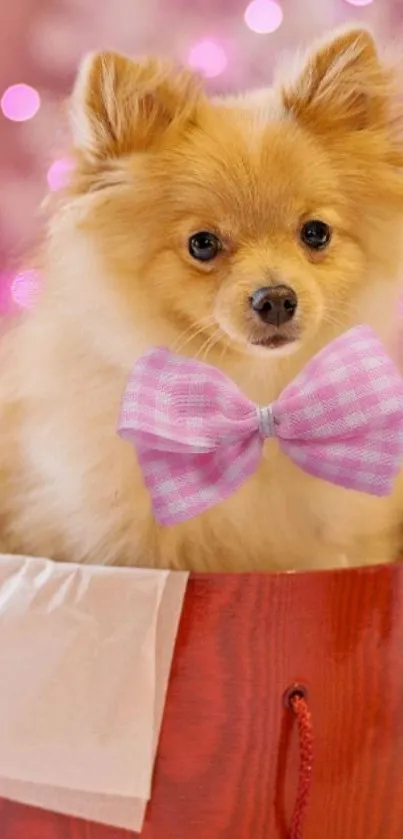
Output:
(118, 347), (260, 455)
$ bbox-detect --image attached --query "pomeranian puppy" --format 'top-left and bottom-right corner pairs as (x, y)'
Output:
(0, 26), (403, 572)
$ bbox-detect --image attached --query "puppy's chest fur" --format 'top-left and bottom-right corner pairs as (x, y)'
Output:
(0, 348), (396, 573)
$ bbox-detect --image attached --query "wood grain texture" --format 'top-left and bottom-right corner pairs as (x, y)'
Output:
(1, 564), (403, 838)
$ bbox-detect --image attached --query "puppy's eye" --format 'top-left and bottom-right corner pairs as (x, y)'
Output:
(188, 231), (221, 262)
(300, 220), (331, 250)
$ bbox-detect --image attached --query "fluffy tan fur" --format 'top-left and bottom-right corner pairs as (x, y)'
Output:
(1, 27), (403, 571)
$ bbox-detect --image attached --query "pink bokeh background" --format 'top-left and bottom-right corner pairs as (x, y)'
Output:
(0, 0), (401, 311)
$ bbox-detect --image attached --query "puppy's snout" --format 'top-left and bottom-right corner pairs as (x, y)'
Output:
(250, 285), (298, 326)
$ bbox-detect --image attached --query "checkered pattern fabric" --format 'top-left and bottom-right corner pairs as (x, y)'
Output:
(117, 326), (403, 525)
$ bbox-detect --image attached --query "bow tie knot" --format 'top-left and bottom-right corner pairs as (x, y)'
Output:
(258, 405), (276, 439)
(118, 325), (403, 526)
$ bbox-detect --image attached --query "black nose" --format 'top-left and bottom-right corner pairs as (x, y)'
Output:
(250, 285), (298, 326)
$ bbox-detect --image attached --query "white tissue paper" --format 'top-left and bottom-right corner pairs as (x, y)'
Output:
(0, 555), (188, 831)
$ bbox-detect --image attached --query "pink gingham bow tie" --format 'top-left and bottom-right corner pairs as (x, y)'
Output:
(118, 325), (403, 525)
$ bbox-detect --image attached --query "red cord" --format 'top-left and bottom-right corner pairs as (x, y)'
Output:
(288, 693), (314, 839)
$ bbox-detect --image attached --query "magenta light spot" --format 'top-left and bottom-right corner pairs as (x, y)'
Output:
(344, 0), (373, 5)
(47, 157), (74, 191)
(188, 40), (227, 78)
(244, 0), (283, 34)
(11, 270), (41, 309)
(1, 84), (41, 122)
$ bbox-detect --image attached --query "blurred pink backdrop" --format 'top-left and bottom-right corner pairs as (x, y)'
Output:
(0, 0), (401, 311)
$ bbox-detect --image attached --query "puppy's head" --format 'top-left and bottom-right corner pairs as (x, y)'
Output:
(53, 28), (403, 368)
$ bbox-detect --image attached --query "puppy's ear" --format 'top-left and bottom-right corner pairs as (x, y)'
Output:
(282, 28), (391, 134)
(70, 52), (202, 160)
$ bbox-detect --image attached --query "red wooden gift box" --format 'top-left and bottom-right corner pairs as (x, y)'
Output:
(0, 563), (402, 839)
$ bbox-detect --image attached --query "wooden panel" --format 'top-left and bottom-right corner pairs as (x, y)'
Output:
(1, 564), (403, 838)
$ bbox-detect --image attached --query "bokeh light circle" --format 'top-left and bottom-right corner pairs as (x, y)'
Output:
(344, 0), (373, 6)
(1, 84), (41, 122)
(47, 157), (74, 192)
(187, 40), (228, 78)
(244, 0), (283, 34)
(11, 270), (41, 309)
